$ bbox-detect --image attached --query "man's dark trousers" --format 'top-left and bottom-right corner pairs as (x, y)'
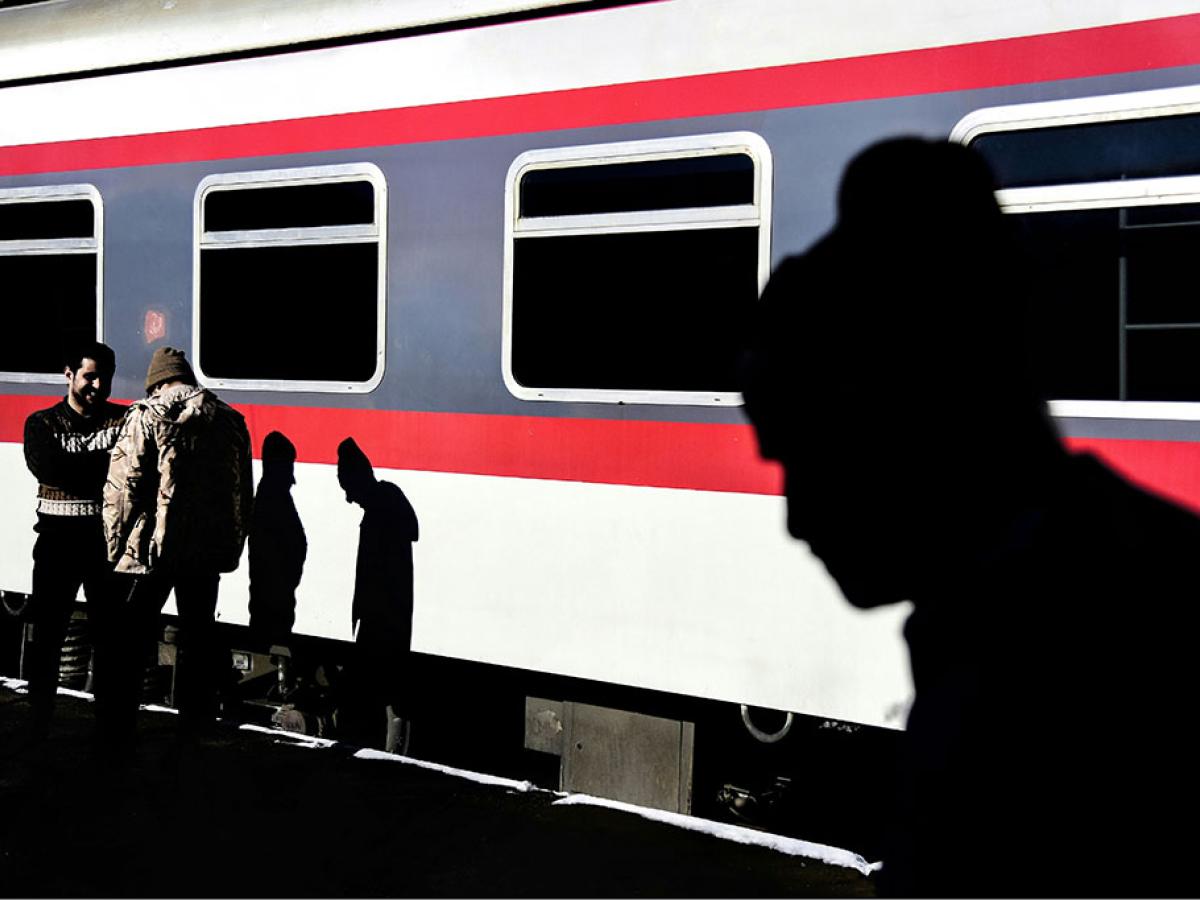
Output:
(26, 515), (114, 734)
(98, 572), (223, 741)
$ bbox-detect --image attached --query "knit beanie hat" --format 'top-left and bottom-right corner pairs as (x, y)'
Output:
(145, 346), (196, 393)
(337, 437), (372, 480)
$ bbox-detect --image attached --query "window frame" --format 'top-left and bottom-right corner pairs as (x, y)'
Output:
(502, 132), (773, 406)
(953, 87), (1200, 421)
(192, 163), (387, 394)
(0, 183), (103, 385)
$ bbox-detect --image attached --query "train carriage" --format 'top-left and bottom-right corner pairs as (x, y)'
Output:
(2, 0), (1199, 829)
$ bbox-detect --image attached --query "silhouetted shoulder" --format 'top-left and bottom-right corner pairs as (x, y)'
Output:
(375, 480), (419, 543)
(761, 252), (807, 289)
(760, 239), (840, 297)
(1072, 453), (1200, 561)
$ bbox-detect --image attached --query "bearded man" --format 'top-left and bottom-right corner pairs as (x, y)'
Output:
(22, 340), (125, 742)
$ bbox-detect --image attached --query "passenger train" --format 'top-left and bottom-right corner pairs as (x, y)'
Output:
(3, 0), (1200, 835)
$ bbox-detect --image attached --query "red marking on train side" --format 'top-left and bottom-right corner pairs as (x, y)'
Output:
(236, 404), (783, 495)
(3, 14), (1200, 175)
(4, 396), (1200, 510)
(1065, 436), (1200, 515)
(0, 394), (781, 495)
(0, 395), (62, 432)
(143, 310), (166, 344)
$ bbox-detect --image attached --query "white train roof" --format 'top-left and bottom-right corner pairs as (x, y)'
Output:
(0, 0), (590, 83)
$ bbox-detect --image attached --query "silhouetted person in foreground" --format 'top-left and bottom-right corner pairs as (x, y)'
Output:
(337, 437), (419, 751)
(742, 138), (1200, 897)
(248, 431), (306, 650)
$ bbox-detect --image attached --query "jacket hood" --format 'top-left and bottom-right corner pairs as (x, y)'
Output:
(137, 383), (216, 427)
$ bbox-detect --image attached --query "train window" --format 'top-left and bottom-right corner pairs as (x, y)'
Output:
(204, 181), (376, 232)
(972, 114), (1200, 189)
(1016, 208), (1120, 401)
(0, 199), (94, 241)
(194, 164), (386, 392)
(955, 88), (1200, 418)
(504, 133), (772, 405)
(0, 185), (102, 382)
(519, 155), (756, 217)
(1001, 184), (1200, 405)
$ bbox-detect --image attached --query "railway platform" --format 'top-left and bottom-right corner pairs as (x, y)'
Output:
(0, 681), (877, 898)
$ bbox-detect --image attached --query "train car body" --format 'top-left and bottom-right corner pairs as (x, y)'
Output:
(3, 0), (1200, 815)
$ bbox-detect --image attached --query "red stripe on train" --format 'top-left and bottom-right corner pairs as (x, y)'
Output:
(4, 395), (1200, 511)
(1065, 436), (1200, 515)
(236, 403), (782, 495)
(3, 14), (1200, 175)
(0, 394), (781, 495)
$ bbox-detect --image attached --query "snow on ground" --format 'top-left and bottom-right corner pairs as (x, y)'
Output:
(353, 746), (538, 793)
(239, 722), (335, 749)
(553, 795), (881, 875)
(0, 677), (91, 701)
(1, 677), (176, 709)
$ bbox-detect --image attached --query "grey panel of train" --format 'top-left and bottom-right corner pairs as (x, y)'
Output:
(4, 61), (1199, 441)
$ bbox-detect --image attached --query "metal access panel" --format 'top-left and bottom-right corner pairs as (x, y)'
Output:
(560, 701), (695, 814)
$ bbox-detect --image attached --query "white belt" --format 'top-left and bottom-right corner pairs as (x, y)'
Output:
(37, 498), (101, 517)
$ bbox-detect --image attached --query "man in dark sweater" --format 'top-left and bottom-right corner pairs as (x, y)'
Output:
(22, 341), (125, 741)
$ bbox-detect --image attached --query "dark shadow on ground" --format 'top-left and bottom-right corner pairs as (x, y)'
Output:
(0, 686), (875, 898)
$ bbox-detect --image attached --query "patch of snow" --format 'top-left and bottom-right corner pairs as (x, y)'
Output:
(239, 723), (335, 749)
(238, 723), (540, 792)
(1, 679), (96, 702)
(552, 794), (881, 876)
(3, 677), (180, 712)
(1, 679), (93, 701)
(353, 747), (537, 793)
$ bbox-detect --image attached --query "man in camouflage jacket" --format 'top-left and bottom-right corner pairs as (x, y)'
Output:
(103, 346), (252, 737)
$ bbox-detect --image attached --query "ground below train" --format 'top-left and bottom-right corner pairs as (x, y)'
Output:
(0, 683), (877, 898)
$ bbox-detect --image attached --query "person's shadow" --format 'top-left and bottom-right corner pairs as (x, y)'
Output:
(247, 431), (307, 652)
(336, 437), (419, 751)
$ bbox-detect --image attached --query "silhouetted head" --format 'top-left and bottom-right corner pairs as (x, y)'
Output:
(63, 340), (115, 416)
(337, 437), (375, 507)
(262, 431), (297, 484)
(742, 138), (1063, 607)
(836, 137), (1006, 246)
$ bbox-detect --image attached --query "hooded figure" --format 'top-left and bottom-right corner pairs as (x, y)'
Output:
(248, 431), (306, 647)
(336, 437), (419, 748)
(337, 437), (418, 644)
